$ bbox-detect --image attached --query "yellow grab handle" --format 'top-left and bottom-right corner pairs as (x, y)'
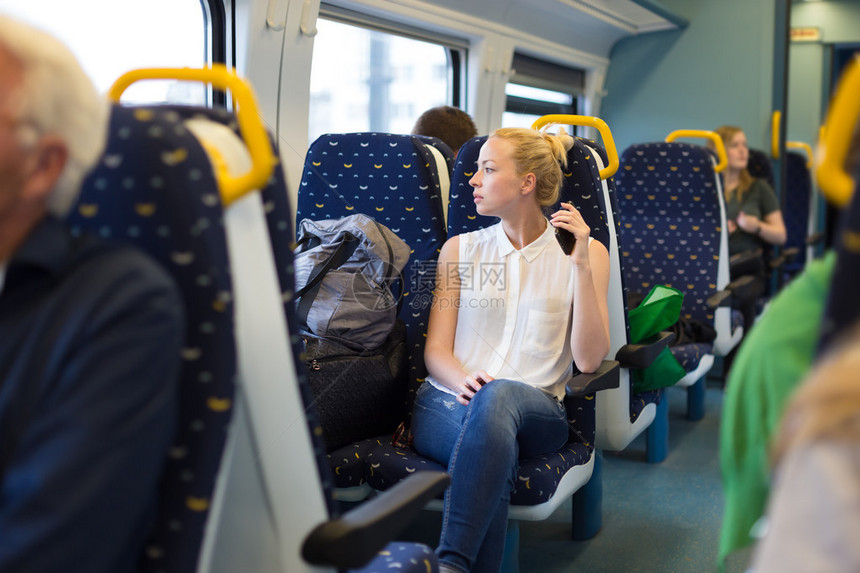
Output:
(786, 141), (814, 169)
(816, 57), (860, 208)
(108, 65), (277, 206)
(772, 110), (781, 159)
(531, 114), (619, 179)
(664, 129), (727, 173)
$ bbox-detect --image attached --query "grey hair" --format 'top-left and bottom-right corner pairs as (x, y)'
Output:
(0, 14), (109, 216)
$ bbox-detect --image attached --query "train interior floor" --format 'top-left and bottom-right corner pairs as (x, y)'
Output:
(389, 370), (753, 573)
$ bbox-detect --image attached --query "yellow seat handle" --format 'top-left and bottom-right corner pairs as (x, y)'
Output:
(108, 65), (277, 206)
(772, 110), (782, 159)
(664, 129), (728, 173)
(531, 114), (619, 179)
(816, 57), (860, 208)
(786, 141), (814, 169)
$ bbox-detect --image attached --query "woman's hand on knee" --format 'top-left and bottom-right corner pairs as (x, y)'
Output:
(456, 370), (494, 406)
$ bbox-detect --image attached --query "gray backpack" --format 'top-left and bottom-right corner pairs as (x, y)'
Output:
(293, 214), (411, 351)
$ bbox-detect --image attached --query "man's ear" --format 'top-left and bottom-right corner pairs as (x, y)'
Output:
(521, 172), (536, 195)
(21, 135), (68, 203)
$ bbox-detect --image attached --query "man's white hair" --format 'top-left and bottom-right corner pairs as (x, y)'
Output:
(0, 14), (109, 217)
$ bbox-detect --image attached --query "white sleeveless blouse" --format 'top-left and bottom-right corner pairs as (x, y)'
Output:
(427, 220), (585, 400)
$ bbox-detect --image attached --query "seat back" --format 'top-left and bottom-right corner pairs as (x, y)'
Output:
(616, 141), (739, 356)
(68, 105), (236, 573)
(783, 150), (814, 275)
(818, 169), (860, 354)
(296, 132), (448, 417)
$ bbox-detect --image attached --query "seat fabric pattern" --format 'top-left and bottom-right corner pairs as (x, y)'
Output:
(617, 143), (722, 325)
(296, 132), (448, 414)
(412, 134), (455, 174)
(616, 143), (721, 383)
(328, 436), (391, 489)
(360, 542), (439, 573)
(67, 105), (236, 573)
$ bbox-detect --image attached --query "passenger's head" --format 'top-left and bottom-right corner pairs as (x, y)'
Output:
(484, 127), (574, 207)
(714, 125), (750, 173)
(0, 15), (108, 219)
(411, 106), (478, 155)
(713, 125), (753, 197)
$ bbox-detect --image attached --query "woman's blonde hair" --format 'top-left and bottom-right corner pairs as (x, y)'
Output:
(714, 125), (754, 202)
(771, 324), (860, 466)
(490, 127), (574, 207)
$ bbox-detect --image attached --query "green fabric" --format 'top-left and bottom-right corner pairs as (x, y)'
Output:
(627, 285), (686, 392)
(725, 178), (781, 255)
(718, 251), (836, 566)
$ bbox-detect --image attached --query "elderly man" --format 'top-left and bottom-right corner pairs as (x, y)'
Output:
(0, 15), (184, 572)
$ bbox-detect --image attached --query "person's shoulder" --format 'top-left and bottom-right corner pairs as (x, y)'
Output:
(67, 232), (181, 305)
(750, 177), (775, 194)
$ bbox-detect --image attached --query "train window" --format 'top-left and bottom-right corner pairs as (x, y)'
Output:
(503, 84), (577, 129)
(309, 11), (466, 143)
(2, 0), (214, 105)
(503, 53), (582, 131)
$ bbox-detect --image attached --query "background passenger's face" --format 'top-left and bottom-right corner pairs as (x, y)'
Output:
(469, 136), (524, 216)
(0, 45), (30, 224)
(726, 131), (749, 172)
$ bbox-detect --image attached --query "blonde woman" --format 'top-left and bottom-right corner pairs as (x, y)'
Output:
(411, 128), (610, 573)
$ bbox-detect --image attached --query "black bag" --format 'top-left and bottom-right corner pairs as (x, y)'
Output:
(303, 319), (408, 452)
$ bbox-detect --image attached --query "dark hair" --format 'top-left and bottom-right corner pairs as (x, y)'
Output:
(411, 106), (478, 153)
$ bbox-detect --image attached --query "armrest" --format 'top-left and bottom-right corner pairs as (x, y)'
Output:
(302, 471), (450, 569)
(706, 289), (732, 309)
(806, 232), (825, 247)
(769, 246), (800, 270)
(729, 247), (763, 277)
(566, 359), (620, 397)
(725, 274), (758, 306)
(614, 331), (675, 369)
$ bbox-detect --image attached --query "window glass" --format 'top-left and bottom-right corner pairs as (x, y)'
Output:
(2, 0), (208, 104)
(309, 18), (451, 143)
(503, 83), (576, 130)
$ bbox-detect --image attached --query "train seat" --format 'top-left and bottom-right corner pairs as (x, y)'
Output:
(783, 150), (816, 278)
(744, 148), (804, 298)
(122, 96), (453, 572)
(411, 134), (455, 223)
(295, 132), (449, 494)
(615, 140), (743, 416)
(567, 137), (678, 459)
(67, 104), (237, 573)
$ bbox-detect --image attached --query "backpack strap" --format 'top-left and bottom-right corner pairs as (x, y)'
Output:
(295, 232), (359, 330)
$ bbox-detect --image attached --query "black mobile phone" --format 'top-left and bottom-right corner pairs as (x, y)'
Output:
(555, 227), (576, 255)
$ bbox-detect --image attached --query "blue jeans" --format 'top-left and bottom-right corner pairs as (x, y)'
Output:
(412, 380), (569, 573)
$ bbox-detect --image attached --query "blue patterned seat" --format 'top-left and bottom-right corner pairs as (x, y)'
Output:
(783, 150), (815, 278)
(161, 110), (450, 573)
(297, 132), (447, 407)
(615, 142), (756, 423)
(615, 141), (746, 371)
(294, 133), (449, 497)
(68, 105), (236, 573)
